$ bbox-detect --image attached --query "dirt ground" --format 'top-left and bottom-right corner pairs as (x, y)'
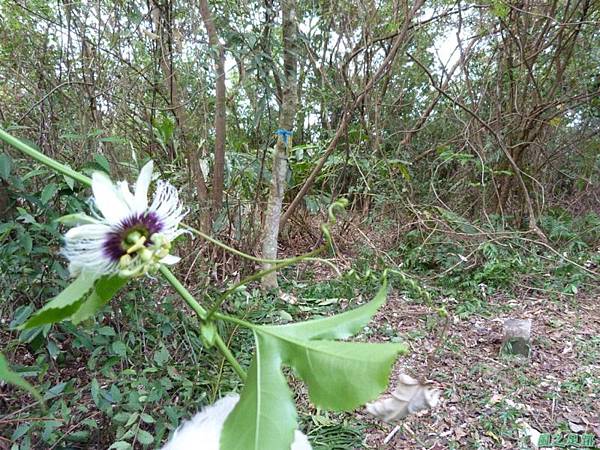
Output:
(360, 287), (600, 449)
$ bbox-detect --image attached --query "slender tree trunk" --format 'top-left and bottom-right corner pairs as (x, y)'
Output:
(150, 0), (210, 227)
(261, 0), (299, 289)
(199, 0), (226, 218)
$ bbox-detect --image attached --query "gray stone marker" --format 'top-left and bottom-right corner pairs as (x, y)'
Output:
(501, 319), (532, 357)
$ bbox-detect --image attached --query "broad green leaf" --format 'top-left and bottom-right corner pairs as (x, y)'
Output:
(109, 441), (132, 450)
(65, 430), (90, 442)
(91, 378), (102, 407)
(22, 274), (126, 329)
(0, 353), (44, 405)
(221, 333), (297, 450)
(136, 429), (154, 445)
(270, 280), (388, 340)
(63, 174), (75, 190)
(94, 154), (111, 173)
(10, 304), (33, 328)
(0, 153), (11, 180)
(153, 345), (171, 367)
(17, 207), (36, 224)
(112, 412), (132, 424)
(21, 273), (97, 329)
(125, 412), (140, 428)
(40, 183), (58, 205)
(277, 339), (407, 410)
(112, 341), (127, 357)
(139, 413), (155, 424)
(43, 381), (68, 400)
(70, 275), (127, 324)
(12, 423), (32, 441)
(222, 281), (406, 450)
(20, 232), (32, 254)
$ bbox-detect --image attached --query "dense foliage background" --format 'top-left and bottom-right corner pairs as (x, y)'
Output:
(0, 0), (598, 448)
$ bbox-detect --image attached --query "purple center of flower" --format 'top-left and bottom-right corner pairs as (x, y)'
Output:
(103, 212), (164, 262)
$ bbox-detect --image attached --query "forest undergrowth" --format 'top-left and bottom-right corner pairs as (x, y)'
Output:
(1, 155), (598, 449)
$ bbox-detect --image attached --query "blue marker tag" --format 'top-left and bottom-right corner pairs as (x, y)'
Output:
(275, 129), (293, 146)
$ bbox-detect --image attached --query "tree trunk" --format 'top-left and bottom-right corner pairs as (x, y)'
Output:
(150, 0), (211, 228)
(261, 0), (299, 289)
(199, 0), (226, 218)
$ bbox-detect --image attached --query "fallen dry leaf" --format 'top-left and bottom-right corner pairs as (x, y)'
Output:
(516, 419), (541, 449)
(365, 373), (441, 422)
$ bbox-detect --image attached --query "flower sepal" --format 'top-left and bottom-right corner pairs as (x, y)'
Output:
(55, 213), (100, 227)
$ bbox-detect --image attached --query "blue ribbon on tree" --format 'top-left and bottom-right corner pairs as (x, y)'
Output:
(275, 129), (293, 146)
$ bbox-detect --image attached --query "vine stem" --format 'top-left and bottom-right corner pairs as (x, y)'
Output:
(159, 267), (251, 380)
(0, 128), (343, 382)
(183, 223), (335, 266)
(214, 335), (247, 381)
(158, 266), (208, 320)
(157, 267), (250, 380)
(0, 128), (93, 186)
(205, 245), (325, 319)
(0, 127), (327, 267)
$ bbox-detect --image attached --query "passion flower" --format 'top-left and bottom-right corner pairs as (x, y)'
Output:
(62, 161), (186, 277)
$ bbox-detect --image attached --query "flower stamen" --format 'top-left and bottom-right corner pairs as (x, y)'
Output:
(126, 234), (147, 254)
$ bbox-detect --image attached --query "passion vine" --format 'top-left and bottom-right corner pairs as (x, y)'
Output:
(0, 127), (407, 450)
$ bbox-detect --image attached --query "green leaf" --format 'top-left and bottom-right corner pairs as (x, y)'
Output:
(90, 378), (101, 406)
(20, 232), (32, 254)
(222, 334), (297, 450)
(43, 381), (68, 400)
(21, 273), (97, 329)
(63, 174), (75, 190)
(125, 412), (140, 428)
(40, 183), (58, 205)
(70, 275), (127, 324)
(139, 413), (155, 424)
(111, 341), (127, 357)
(0, 153), (12, 180)
(222, 281), (407, 450)
(108, 441), (132, 450)
(279, 338), (405, 410)
(136, 430), (154, 446)
(17, 207), (36, 224)
(111, 384), (122, 402)
(272, 280), (389, 340)
(0, 353), (44, 406)
(98, 326), (117, 336)
(99, 136), (128, 145)
(94, 154), (111, 173)
(112, 412), (132, 424)
(153, 344), (171, 367)
(65, 431), (90, 442)
(10, 305), (33, 328)
(11, 423), (32, 441)
(22, 274), (126, 329)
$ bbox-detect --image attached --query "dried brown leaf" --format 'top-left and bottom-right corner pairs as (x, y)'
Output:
(365, 373), (441, 422)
